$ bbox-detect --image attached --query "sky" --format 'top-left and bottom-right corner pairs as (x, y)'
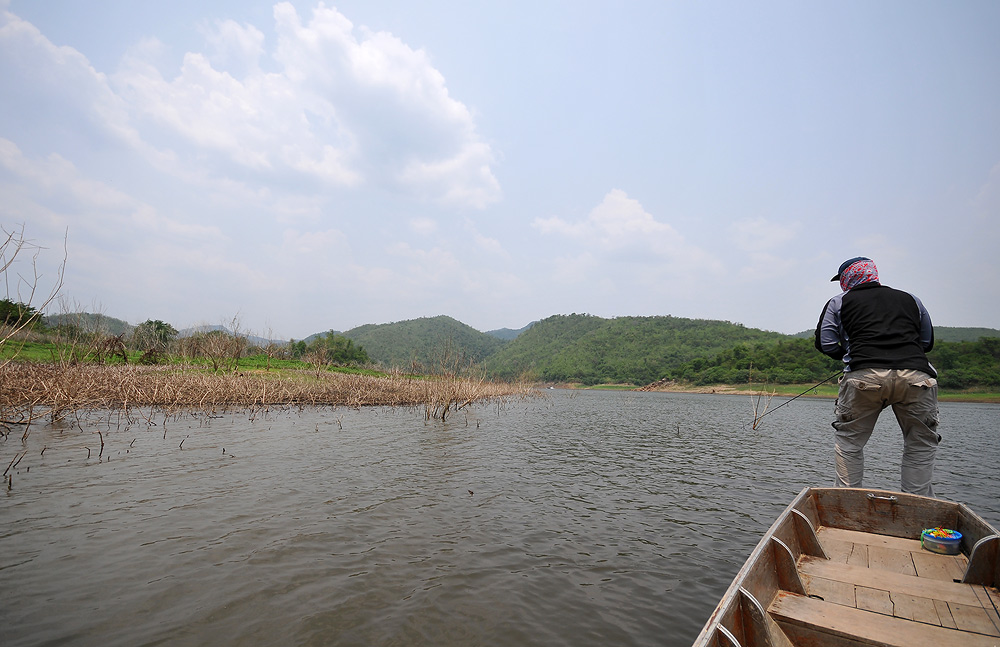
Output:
(2, 1), (998, 340)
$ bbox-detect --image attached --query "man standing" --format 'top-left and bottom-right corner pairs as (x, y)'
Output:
(815, 257), (940, 496)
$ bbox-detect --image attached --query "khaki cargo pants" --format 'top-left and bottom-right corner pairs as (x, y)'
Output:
(832, 368), (940, 497)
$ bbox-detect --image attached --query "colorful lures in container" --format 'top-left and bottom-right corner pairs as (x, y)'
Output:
(920, 527), (962, 555)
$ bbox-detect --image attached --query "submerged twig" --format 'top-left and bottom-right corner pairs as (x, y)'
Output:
(4, 450), (26, 477)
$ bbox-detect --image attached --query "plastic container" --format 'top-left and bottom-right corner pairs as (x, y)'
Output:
(921, 527), (962, 555)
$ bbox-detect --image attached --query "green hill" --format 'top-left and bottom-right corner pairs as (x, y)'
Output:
(43, 312), (133, 337)
(485, 323), (535, 340)
(482, 314), (605, 380)
(667, 328), (1000, 389)
(341, 315), (506, 372)
(39, 308), (1000, 389)
(482, 316), (1000, 388)
(933, 327), (1000, 342)
(484, 314), (791, 385)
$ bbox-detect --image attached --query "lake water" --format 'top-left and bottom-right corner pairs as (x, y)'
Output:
(2, 390), (998, 646)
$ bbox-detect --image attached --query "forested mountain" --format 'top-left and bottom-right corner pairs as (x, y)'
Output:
(667, 336), (1000, 389)
(667, 338), (842, 386)
(927, 338), (1000, 388)
(481, 315), (1000, 388)
(482, 314), (607, 380)
(42, 308), (1000, 389)
(485, 323), (535, 340)
(934, 327), (1000, 342)
(340, 315), (506, 372)
(484, 314), (792, 385)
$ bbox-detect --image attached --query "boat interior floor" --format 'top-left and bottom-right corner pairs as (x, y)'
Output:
(769, 525), (1000, 646)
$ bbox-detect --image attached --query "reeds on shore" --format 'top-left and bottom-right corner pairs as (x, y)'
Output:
(0, 362), (537, 429)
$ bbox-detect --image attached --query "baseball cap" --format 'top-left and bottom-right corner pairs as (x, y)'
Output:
(831, 256), (871, 282)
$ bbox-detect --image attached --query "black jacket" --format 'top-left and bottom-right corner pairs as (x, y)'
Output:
(815, 282), (936, 376)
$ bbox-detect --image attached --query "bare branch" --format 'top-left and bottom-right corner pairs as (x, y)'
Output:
(0, 225), (67, 360)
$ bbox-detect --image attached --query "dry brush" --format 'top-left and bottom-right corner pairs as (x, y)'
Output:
(0, 362), (537, 431)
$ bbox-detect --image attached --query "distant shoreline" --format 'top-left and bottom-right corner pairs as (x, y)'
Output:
(540, 382), (1000, 404)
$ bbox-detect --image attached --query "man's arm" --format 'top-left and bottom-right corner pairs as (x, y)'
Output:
(912, 294), (934, 352)
(814, 296), (845, 360)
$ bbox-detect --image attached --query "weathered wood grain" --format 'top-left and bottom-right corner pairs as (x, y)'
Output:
(692, 488), (1000, 647)
(771, 592), (999, 647)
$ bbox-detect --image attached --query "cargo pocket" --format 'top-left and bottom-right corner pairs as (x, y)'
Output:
(905, 376), (940, 436)
(834, 379), (882, 423)
(849, 379), (883, 391)
(907, 376), (937, 389)
(924, 406), (940, 433)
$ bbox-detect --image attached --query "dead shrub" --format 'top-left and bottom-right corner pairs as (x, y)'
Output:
(0, 362), (536, 427)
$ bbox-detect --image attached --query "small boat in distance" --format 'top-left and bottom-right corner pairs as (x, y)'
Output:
(693, 487), (1000, 647)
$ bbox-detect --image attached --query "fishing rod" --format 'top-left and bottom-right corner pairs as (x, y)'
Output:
(752, 371), (842, 426)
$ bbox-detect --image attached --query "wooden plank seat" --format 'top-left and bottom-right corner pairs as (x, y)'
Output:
(770, 592), (1000, 647)
(777, 524), (1000, 642)
(816, 526), (968, 580)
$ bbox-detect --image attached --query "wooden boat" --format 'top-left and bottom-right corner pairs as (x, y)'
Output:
(693, 487), (1000, 647)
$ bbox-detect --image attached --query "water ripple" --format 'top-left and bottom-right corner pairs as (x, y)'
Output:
(1, 391), (996, 646)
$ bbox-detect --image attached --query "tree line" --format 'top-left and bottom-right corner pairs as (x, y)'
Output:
(8, 309), (371, 372)
(653, 336), (1000, 389)
(8, 299), (1000, 388)
(484, 314), (1000, 389)
(288, 332), (370, 367)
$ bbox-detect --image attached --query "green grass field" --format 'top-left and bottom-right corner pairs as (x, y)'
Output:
(760, 382), (1000, 403)
(562, 380), (999, 403)
(1, 340), (386, 378)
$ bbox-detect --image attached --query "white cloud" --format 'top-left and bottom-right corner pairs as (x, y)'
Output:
(0, 138), (223, 242)
(534, 189), (681, 246)
(0, 138), (275, 322)
(0, 140), (116, 209)
(268, 2), (501, 207)
(3, 3), (498, 209)
(472, 232), (506, 257)
(399, 141), (500, 209)
(533, 189), (722, 276)
(0, 10), (139, 147)
(409, 217), (437, 235)
(106, 1), (497, 206)
(115, 45), (359, 183)
(202, 19), (266, 77)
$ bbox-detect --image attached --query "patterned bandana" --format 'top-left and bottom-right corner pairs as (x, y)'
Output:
(840, 259), (879, 291)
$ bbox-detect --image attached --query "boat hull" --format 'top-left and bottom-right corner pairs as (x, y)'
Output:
(692, 487), (1000, 647)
